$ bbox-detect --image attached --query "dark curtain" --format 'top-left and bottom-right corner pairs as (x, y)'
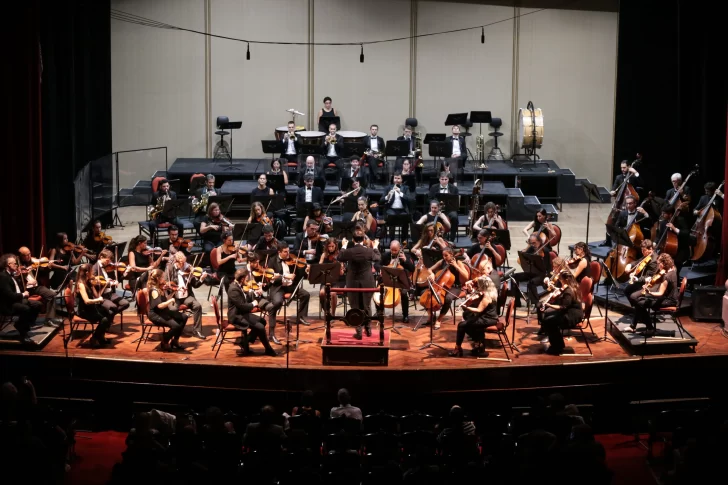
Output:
(40, 0), (112, 245)
(613, 1), (726, 196)
(1, 1), (45, 255)
(719, 117), (728, 284)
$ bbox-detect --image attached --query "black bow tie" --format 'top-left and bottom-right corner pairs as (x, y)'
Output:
(629, 212), (636, 216)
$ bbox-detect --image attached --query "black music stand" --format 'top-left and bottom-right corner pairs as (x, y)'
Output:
(252, 194), (284, 213)
(300, 145), (320, 155)
(265, 174), (285, 195)
(218, 121), (242, 170)
(517, 251), (547, 312)
(343, 143), (365, 158)
(401, 174), (416, 194)
(208, 195), (234, 216)
(379, 266), (410, 335)
(596, 259), (618, 344)
(384, 214), (411, 244)
(581, 182), (602, 244)
(445, 113), (468, 127)
(309, 262), (342, 332)
(418, 275), (447, 352)
(421, 248), (441, 268)
(319, 116), (340, 132)
(386, 140), (410, 160)
(261, 140), (280, 163)
(162, 199), (186, 220)
(429, 141), (452, 164)
(438, 194), (460, 214)
(332, 221), (356, 240)
(285, 277), (311, 350)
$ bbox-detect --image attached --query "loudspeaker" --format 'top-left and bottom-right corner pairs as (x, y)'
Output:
(691, 285), (725, 322)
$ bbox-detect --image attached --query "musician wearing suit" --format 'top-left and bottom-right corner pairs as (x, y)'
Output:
(365, 124), (385, 180)
(227, 268), (277, 356)
(337, 235), (381, 339)
(297, 157), (324, 186)
(280, 120), (301, 162)
(614, 195), (650, 240)
(267, 246), (311, 340)
(694, 181), (723, 216)
(374, 240), (414, 323)
(654, 203), (691, 274)
(446, 125), (467, 166)
(296, 175), (324, 206)
(340, 157), (368, 187)
(149, 178), (182, 239)
(295, 221), (325, 265)
(379, 173), (410, 242)
(665, 173), (692, 210)
(428, 172), (460, 241)
(610, 160), (641, 196)
(321, 123), (344, 163)
(0, 254), (42, 347)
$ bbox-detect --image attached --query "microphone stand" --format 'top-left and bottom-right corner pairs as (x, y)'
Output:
(418, 277), (446, 352)
(595, 260), (617, 344)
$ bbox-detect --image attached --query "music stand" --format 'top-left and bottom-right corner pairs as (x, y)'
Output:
(438, 194), (460, 214)
(343, 143), (366, 158)
(517, 251), (547, 312)
(421, 248), (441, 269)
(207, 195), (234, 217)
(401, 174), (416, 194)
(300, 145), (320, 155)
(445, 113), (468, 127)
(581, 182), (602, 243)
(252, 194), (283, 213)
(162, 199), (186, 220)
(320, 116), (340, 132)
(491, 228), (512, 250)
(385, 214), (412, 244)
(264, 174), (285, 195)
(218, 121), (242, 170)
(308, 263), (342, 332)
(332, 220), (356, 240)
(429, 141), (452, 162)
(418, 275), (447, 352)
(379, 265), (410, 335)
(261, 140), (280, 163)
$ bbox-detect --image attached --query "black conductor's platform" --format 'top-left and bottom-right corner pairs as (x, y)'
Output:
(608, 315), (698, 355)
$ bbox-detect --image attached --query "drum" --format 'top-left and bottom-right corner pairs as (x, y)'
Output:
(298, 130), (326, 146)
(275, 126), (305, 141)
(338, 130), (367, 144)
(518, 108), (544, 149)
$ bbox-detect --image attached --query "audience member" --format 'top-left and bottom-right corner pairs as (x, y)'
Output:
(330, 388), (362, 421)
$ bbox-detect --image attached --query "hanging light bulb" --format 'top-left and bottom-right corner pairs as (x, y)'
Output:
(360, 45), (364, 63)
(246, 43), (250, 60)
(481, 27), (485, 44)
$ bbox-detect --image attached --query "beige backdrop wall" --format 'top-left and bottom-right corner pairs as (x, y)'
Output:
(111, 0), (618, 189)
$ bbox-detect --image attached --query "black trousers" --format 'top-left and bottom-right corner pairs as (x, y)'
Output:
(149, 310), (188, 341)
(79, 305), (113, 339)
(102, 290), (130, 317)
(456, 312), (498, 346)
(386, 208), (409, 242)
(630, 292), (673, 329)
(438, 285), (461, 319)
(28, 285), (56, 319)
(541, 309), (569, 351)
(231, 314), (272, 351)
(623, 281), (643, 306)
(375, 290), (409, 318)
(445, 211), (459, 241)
(175, 295), (202, 334)
(7, 299), (43, 337)
(268, 284), (310, 331)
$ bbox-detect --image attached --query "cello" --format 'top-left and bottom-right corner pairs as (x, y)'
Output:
(606, 157), (642, 226)
(690, 181), (724, 261)
(373, 253), (402, 309)
(419, 249), (463, 313)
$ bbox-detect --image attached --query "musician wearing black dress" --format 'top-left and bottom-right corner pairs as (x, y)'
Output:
(450, 270), (499, 357)
(539, 271), (584, 355)
(75, 263), (112, 348)
(0, 254), (42, 347)
(622, 239), (658, 307)
(426, 248), (469, 330)
(227, 268), (277, 357)
(374, 240), (414, 323)
(146, 269), (188, 351)
(82, 220), (107, 259)
(467, 229), (504, 268)
(513, 234), (553, 312)
(626, 253), (679, 336)
(48, 232), (83, 290)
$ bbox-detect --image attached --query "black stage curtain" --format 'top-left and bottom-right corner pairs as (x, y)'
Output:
(613, 1), (726, 198)
(40, 0), (112, 245)
(0, 1), (45, 255)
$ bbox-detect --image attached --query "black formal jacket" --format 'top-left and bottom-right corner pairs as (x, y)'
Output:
(297, 167), (324, 186)
(338, 244), (380, 288)
(296, 186), (324, 205)
(380, 251), (415, 273)
(655, 216), (691, 263)
(364, 136), (385, 153)
(294, 233), (324, 262)
(695, 193), (723, 213)
(227, 281), (256, 326)
(340, 165), (368, 186)
(665, 186), (692, 206)
(151, 189), (177, 207)
(611, 173), (642, 192)
(446, 135), (467, 161)
(0, 270), (23, 315)
(428, 183), (459, 199)
(379, 184), (411, 211)
(279, 134), (301, 156)
(320, 134), (344, 157)
(615, 209), (649, 230)
(632, 257), (659, 283)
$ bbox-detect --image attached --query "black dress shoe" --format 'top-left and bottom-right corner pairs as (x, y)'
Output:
(402, 317), (409, 323)
(546, 346), (563, 355)
(448, 348), (463, 357)
(45, 320), (60, 329)
(300, 318), (311, 326)
(236, 348), (249, 356)
(352, 332), (362, 340)
(364, 326), (372, 337)
(192, 331), (207, 340)
(264, 348), (278, 357)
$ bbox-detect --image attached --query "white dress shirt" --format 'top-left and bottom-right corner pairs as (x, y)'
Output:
(452, 137), (461, 157)
(391, 186), (404, 210)
(305, 187), (312, 203)
(370, 137), (378, 151)
(286, 137), (296, 155)
(9, 270), (21, 293)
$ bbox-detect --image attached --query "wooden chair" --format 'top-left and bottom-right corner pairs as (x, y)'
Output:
(649, 276), (689, 343)
(589, 260), (602, 293)
(64, 287), (96, 344)
(134, 288), (165, 351)
(210, 295), (246, 358)
(561, 277), (595, 356)
(478, 298), (515, 362)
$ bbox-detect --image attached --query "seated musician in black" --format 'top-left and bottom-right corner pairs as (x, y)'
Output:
(380, 172), (411, 242)
(539, 271), (584, 355)
(472, 202), (506, 232)
(48, 232), (83, 291)
(253, 225), (280, 252)
(426, 247), (469, 329)
(0, 254), (42, 347)
(416, 200), (451, 236)
(17, 247), (60, 327)
(450, 267), (499, 358)
(567, 242), (592, 284)
(614, 195), (650, 242)
(297, 157), (324, 187)
(374, 240), (415, 323)
(146, 269), (188, 351)
(149, 178), (182, 239)
(653, 203), (691, 274)
(214, 231), (243, 293)
(294, 220), (324, 266)
(468, 229), (504, 270)
(199, 202), (226, 254)
(75, 263), (113, 348)
(513, 234), (553, 312)
(251, 174), (275, 197)
(227, 268), (277, 357)
(164, 251), (205, 340)
(192, 174), (220, 223)
(92, 249), (131, 319)
(340, 177), (368, 220)
(340, 157), (368, 186)
(693, 181), (723, 216)
(159, 225), (192, 262)
(267, 245), (311, 340)
(622, 239), (657, 307)
(428, 173), (459, 241)
(82, 220), (108, 260)
(128, 235), (164, 292)
(626, 253), (679, 336)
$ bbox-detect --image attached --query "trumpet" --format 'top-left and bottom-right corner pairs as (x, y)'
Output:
(327, 135), (337, 144)
(287, 132), (297, 142)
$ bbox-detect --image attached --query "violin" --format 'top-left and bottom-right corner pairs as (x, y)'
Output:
(142, 247), (165, 256)
(252, 268), (275, 281)
(172, 238), (194, 250)
(89, 275), (108, 287)
(30, 257), (62, 269)
(94, 232), (114, 245)
(163, 281), (179, 293)
(225, 243), (248, 258)
(641, 269), (666, 296)
(104, 262), (127, 273)
(539, 287), (563, 312)
(212, 215), (233, 227)
(284, 256), (307, 269)
(181, 266), (206, 280)
(257, 214), (272, 226)
(64, 242), (95, 255)
(242, 280), (260, 293)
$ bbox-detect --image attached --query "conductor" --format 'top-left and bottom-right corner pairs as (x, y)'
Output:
(337, 234), (380, 339)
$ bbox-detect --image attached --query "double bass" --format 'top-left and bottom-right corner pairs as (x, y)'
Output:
(606, 157), (641, 226)
(666, 166), (698, 210)
(604, 200), (650, 282)
(690, 181), (724, 261)
(655, 201), (689, 257)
